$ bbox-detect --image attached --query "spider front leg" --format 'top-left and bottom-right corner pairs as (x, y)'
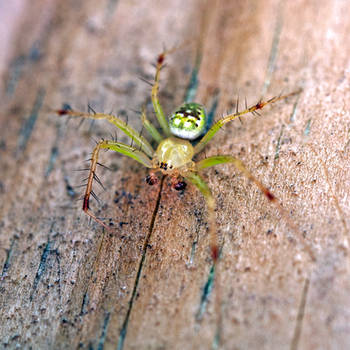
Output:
(150, 43), (199, 138)
(151, 48), (183, 137)
(194, 90), (302, 154)
(56, 107), (154, 157)
(141, 107), (162, 143)
(82, 139), (152, 230)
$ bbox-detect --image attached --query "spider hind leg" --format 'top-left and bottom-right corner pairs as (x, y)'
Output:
(196, 154), (315, 260)
(184, 171), (218, 262)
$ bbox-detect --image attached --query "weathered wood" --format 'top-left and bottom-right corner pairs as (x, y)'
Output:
(1, 0), (350, 349)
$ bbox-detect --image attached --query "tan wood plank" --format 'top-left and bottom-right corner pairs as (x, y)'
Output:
(1, 0), (349, 349)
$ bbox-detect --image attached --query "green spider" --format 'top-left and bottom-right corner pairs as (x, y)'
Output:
(56, 48), (299, 263)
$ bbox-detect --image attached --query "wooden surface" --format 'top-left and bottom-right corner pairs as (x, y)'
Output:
(1, 0), (350, 349)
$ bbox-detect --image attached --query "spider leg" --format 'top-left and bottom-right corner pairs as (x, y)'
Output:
(82, 139), (152, 230)
(55, 108), (154, 157)
(196, 155), (315, 259)
(141, 107), (162, 143)
(184, 171), (223, 341)
(151, 48), (182, 137)
(183, 171), (218, 262)
(197, 155), (277, 200)
(194, 90), (302, 154)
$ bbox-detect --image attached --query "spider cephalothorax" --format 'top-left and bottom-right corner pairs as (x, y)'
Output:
(153, 137), (194, 173)
(56, 48), (300, 263)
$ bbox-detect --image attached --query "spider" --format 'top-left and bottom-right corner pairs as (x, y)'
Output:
(56, 47), (300, 265)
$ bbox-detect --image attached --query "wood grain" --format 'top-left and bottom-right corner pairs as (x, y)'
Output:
(1, 0), (350, 349)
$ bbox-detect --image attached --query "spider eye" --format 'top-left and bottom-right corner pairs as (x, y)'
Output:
(174, 181), (187, 191)
(169, 103), (207, 140)
(145, 174), (158, 186)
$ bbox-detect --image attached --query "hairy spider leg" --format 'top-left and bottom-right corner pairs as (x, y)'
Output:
(184, 171), (223, 342)
(83, 139), (152, 230)
(151, 45), (189, 137)
(194, 90), (302, 154)
(56, 109), (154, 157)
(185, 155), (287, 344)
(184, 172), (217, 261)
(197, 155), (277, 200)
(141, 107), (162, 143)
(183, 154), (282, 262)
(196, 155), (315, 259)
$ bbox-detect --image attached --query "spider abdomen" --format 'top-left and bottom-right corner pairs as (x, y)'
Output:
(169, 102), (207, 140)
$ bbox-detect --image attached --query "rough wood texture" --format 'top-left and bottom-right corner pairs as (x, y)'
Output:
(1, 1), (349, 349)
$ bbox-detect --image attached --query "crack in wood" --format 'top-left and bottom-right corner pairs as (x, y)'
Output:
(5, 40), (42, 97)
(45, 123), (64, 178)
(188, 233), (199, 266)
(97, 312), (111, 350)
(289, 94), (300, 124)
(319, 151), (349, 236)
(80, 290), (89, 316)
(1, 237), (16, 279)
(5, 55), (27, 96)
(30, 224), (61, 302)
(30, 240), (52, 302)
(30, 241), (62, 302)
(16, 88), (45, 155)
(184, 50), (201, 103)
(304, 119), (311, 136)
(196, 263), (215, 322)
(274, 124), (285, 161)
(117, 176), (165, 350)
(105, 0), (120, 19)
(290, 278), (310, 350)
(308, 144), (348, 238)
(261, 0), (284, 97)
(80, 230), (106, 316)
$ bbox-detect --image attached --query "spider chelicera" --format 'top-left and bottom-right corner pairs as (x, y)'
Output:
(56, 48), (300, 265)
